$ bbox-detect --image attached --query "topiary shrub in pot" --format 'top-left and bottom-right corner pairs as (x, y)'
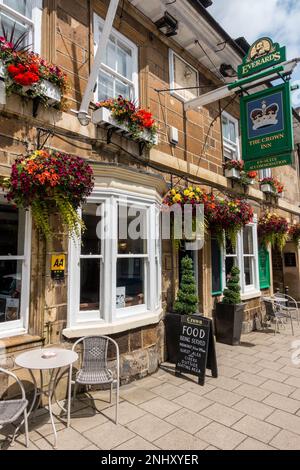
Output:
(165, 255), (198, 363)
(215, 266), (245, 345)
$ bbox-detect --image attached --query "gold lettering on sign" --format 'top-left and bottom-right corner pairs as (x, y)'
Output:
(249, 132), (284, 148)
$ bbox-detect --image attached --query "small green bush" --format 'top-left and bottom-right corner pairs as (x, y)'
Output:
(222, 266), (241, 305)
(174, 255), (198, 315)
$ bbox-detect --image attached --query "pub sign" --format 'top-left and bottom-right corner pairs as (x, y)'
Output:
(240, 82), (294, 171)
(237, 37), (286, 79)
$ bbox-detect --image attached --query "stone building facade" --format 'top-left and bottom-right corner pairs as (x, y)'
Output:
(1, 0), (300, 393)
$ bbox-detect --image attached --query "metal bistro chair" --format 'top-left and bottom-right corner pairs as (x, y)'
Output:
(274, 292), (300, 326)
(263, 297), (294, 336)
(0, 367), (29, 448)
(69, 336), (120, 424)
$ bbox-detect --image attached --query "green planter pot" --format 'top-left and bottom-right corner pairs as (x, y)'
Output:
(215, 303), (245, 346)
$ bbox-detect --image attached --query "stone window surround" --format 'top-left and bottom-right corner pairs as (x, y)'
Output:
(93, 12), (139, 104)
(168, 49), (199, 102)
(0, 197), (32, 339)
(222, 216), (261, 301)
(65, 167), (166, 338)
(0, 0), (43, 54)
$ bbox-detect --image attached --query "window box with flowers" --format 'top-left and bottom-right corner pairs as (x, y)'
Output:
(0, 35), (67, 109)
(1, 150), (94, 240)
(93, 96), (158, 147)
(260, 177), (284, 196)
(224, 160), (243, 180)
(246, 171), (258, 185)
(224, 161), (257, 187)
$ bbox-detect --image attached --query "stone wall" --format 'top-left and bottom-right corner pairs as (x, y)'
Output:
(1, 0), (300, 393)
(0, 321), (166, 400)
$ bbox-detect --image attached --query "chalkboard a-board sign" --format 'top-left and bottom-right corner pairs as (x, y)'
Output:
(175, 315), (218, 386)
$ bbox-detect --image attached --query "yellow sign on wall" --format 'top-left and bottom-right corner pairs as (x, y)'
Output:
(51, 254), (65, 280)
(51, 254), (65, 271)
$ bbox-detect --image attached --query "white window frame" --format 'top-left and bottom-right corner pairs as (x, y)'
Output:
(222, 111), (241, 161)
(169, 49), (199, 102)
(0, 198), (31, 338)
(259, 168), (272, 179)
(222, 216), (260, 299)
(68, 189), (161, 328)
(0, 0), (42, 54)
(93, 13), (139, 104)
(241, 221), (259, 295)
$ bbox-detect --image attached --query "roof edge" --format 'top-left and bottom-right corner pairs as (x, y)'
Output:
(186, 0), (247, 58)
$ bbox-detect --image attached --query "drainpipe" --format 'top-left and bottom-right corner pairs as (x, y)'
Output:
(77, 0), (120, 126)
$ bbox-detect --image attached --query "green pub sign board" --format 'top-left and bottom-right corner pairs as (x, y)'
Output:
(240, 82), (294, 171)
(238, 37), (286, 79)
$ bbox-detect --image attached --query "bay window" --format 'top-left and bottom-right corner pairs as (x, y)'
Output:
(93, 13), (138, 102)
(68, 190), (161, 328)
(0, 199), (31, 337)
(0, 0), (42, 53)
(222, 112), (240, 161)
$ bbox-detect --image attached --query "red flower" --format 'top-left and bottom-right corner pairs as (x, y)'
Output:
(7, 64), (23, 76)
(135, 109), (155, 128)
(29, 63), (40, 75)
(13, 71), (40, 86)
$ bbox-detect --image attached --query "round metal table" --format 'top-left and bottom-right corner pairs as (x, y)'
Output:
(15, 348), (78, 449)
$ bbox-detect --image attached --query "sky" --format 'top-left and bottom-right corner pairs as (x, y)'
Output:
(208, 0), (300, 106)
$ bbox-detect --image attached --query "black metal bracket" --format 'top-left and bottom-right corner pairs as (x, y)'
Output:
(37, 128), (53, 150)
(139, 141), (147, 156)
(107, 127), (114, 144)
(32, 97), (41, 118)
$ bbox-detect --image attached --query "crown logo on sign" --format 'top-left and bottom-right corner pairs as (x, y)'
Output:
(250, 100), (279, 130)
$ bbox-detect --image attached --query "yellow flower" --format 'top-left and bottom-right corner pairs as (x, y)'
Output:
(196, 187), (201, 193)
(189, 192), (195, 199)
(188, 186), (193, 191)
(171, 189), (176, 196)
(173, 194), (182, 203)
(184, 189), (190, 196)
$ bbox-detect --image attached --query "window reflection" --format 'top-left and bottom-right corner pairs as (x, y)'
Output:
(80, 259), (100, 311)
(81, 203), (101, 255)
(118, 205), (147, 254)
(116, 258), (144, 308)
(0, 260), (22, 323)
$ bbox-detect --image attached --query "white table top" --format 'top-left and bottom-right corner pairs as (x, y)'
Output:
(263, 296), (288, 302)
(15, 348), (78, 370)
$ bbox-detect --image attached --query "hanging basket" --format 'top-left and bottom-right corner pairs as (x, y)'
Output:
(258, 213), (289, 251)
(2, 150), (94, 240)
(206, 197), (254, 247)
